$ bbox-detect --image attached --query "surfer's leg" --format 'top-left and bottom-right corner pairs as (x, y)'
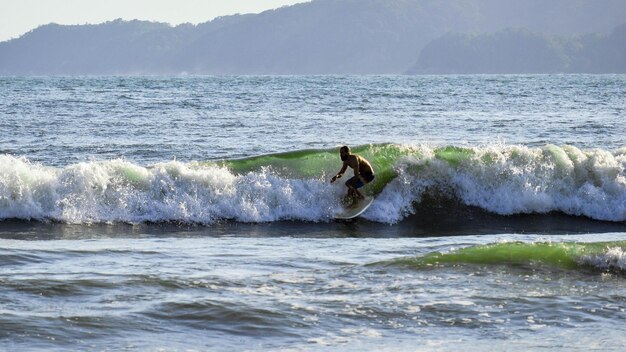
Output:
(342, 189), (355, 207)
(344, 178), (360, 206)
(347, 176), (365, 200)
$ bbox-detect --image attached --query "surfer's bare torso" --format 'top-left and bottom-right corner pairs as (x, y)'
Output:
(341, 154), (373, 179)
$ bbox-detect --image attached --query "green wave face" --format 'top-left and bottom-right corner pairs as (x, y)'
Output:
(192, 143), (626, 223)
(434, 145), (475, 166)
(213, 144), (419, 195)
(209, 143), (479, 195)
(387, 241), (626, 271)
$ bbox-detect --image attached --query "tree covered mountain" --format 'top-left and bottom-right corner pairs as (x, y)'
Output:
(410, 24), (626, 74)
(1, 0), (625, 74)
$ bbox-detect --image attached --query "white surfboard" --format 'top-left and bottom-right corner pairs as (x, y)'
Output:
(334, 196), (374, 220)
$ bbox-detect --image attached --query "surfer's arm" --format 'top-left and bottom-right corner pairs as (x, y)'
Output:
(330, 163), (348, 183)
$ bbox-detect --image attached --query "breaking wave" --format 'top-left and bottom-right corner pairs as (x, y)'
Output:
(383, 241), (626, 273)
(1, 143), (625, 224)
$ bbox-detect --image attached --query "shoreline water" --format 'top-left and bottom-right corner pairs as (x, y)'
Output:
(1, 233), (625, 351)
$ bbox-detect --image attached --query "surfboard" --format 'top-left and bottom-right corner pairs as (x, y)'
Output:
(334, 196), (374, 220)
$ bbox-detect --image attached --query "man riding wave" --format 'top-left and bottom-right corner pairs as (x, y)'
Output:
(330, 146), (375, 207)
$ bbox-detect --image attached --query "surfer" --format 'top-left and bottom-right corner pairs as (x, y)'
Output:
(330, 146), (375, 206)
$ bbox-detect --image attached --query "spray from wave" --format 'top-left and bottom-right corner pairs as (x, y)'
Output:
(0, 155), (335, 224)
(0, 143), (625, 224)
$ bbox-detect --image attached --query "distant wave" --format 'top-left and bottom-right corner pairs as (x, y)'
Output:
(1, 143), (625, 224)
(381, 241), (626, 273)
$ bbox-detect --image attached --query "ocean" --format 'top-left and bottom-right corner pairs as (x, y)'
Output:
(1, 75), (625, 351)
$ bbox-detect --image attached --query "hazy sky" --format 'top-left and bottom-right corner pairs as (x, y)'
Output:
(0, 0), (310, 42)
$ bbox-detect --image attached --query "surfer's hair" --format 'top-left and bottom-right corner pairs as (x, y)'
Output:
(340, 146), (350, 154)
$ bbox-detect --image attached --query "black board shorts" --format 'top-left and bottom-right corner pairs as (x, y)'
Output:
(350, 172), (375, 189)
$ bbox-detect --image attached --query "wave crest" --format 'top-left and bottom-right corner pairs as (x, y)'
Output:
(1, 143), (625, 224)
(384, 241), (626, 273)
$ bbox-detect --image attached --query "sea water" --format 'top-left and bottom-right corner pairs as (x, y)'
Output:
(1, 75), (625, 351)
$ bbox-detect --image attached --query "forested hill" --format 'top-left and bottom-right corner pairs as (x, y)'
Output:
(410, 24), (626, 74)
(1, 0), (625, 75)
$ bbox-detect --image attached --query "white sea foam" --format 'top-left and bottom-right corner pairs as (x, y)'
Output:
(579, 247), (626, 271)
(365, 144), (626, 223)
(0, 155), (340, 224)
